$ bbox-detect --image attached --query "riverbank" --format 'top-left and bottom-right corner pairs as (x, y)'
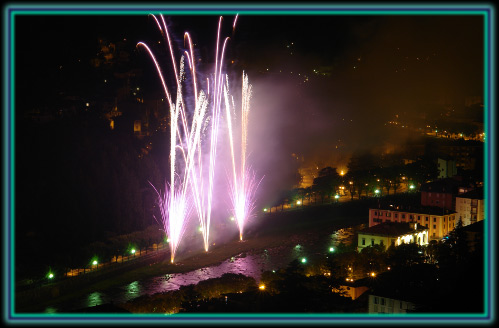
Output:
(17, 201), (371, 312)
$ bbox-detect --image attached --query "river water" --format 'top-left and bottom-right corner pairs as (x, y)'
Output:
(43, 224), (363, 313)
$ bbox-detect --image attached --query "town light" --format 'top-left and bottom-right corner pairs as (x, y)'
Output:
(131, 249), (136, 254)
(230, 216), (235, 221)
(301, 257), (307, 263)
(259, 284), (266, 290)
(370, 272), (376, 277)
(198, 226), (203, 232)
(263, 208), (268, 212)
(334, 194), (340, 199)
(48, 273), (54, 279)
(296, 200), (301, 205)
(375, 189), (380, 194)
(409, 185), (415, 189)
(329, 247), (335, 252)
(92, 260), (98, 265)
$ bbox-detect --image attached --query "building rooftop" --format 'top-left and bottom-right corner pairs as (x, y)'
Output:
(359, 222), (428, 237)
(456, 187), (484, 200)
(420, 178), (467, 193)
(371, 205), (456, 216)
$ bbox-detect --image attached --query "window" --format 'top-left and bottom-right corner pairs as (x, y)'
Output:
(423, 235), (426, 243)
(444, 217), (446, 222)
(374, 211), (378, 216)
(371, 239), (375, 246)
(395, 214), (398, 218)
(433, 225), (436, 229)
(402, 214), (406, 219)
(374, 305), (378, 312)
(388, 299), (394, 307)
(433, 233), (436, 237)
(391, 240), (395, 246)
(386, 212), (391, 217)
(410, 215), (413, 220)
(426, 217), (429, 221)
(418, 216), (421, 220)
(433, 217), (437, 222)
(362, 238), (366, 246)
(381, 298), (386, 306)
(374, 297), (379, 304)
(425, 224), (428, 228)
(400, 302), (403, 309)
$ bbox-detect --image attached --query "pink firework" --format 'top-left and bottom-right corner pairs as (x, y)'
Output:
(224, 72), (263, 240)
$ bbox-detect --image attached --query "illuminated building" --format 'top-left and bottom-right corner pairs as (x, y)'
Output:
(369, 206), (456, 240)
(357, 222), (429, 252)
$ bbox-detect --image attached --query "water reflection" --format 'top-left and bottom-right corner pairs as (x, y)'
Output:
(126, 281), (141, 298)
(44, 306), (57, 314)
(86, 291), (103, 308)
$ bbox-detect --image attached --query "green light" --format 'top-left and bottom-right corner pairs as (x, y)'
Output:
(198, 226), (203, 232)
(92, 260), (98, 265)
(263, 208), (268, 212)
(375, 189), (380, 194)
(409, 185), (415, 189)
(329, 247), (335, 252)
(131, 249), (136, 254)
(334, 194), (340, 199)
(166, 238), (170, 243)
(301, 258), (307, 263)
(48, 273), (54, 279)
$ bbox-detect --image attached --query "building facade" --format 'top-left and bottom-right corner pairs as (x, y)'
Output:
(368, 294), (416, 314)
(455, 188), (484, 226)
(368, 207), (456, 240)
(357, 222), (429, 252)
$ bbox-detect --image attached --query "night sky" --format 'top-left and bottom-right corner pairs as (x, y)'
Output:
(15, 12), (484, 208)
(15, 12), (484, 230)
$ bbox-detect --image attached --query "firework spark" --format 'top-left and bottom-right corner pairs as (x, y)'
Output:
(139, 15), (241, 260)
(224, 72), (263, 241)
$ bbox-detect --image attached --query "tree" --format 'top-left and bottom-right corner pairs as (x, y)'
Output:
(312, 167), (341, 204)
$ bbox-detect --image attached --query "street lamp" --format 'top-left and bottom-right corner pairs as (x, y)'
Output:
(329, 247), (335, 253)
(301, 257), (307, 264)
(375, 189), (380, 195)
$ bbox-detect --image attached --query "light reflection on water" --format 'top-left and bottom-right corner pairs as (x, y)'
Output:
(86, 291), (106, 308)
(44, 226), (360, 313)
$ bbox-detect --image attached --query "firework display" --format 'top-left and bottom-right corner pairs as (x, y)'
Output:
(140, 15), (261, 262)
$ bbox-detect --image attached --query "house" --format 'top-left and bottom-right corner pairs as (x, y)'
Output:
(357, 222), (429, 252)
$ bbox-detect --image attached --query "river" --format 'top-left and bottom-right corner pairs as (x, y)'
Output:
(43, 224), (363, 313)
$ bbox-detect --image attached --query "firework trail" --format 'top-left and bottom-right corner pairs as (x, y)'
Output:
(224, 72), (263, 241)
(139, 15), (234, 260)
